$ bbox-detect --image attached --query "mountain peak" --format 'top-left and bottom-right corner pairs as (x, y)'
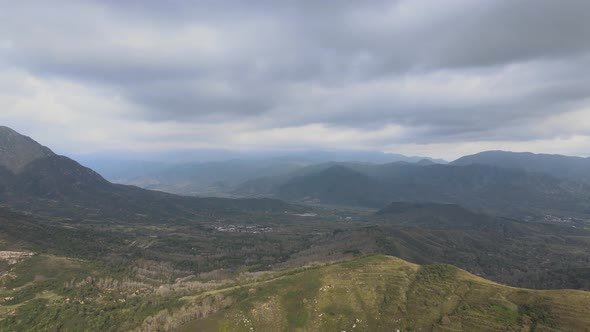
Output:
(415, 158), (435, 165)
(0, 126), (54, 173)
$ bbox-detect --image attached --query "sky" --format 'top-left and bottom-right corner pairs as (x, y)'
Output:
(1, 0), (590, 160)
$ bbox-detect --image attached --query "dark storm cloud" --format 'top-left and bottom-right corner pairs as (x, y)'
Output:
(2, 0), (590, 147)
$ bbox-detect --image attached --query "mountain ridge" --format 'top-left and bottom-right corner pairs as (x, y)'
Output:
(176, 255), (590, 331)
(452, 150), (590, 181)
(0, 126), (299, 222)
(239, 161), (590, 217)
(0, 126), (54, 173)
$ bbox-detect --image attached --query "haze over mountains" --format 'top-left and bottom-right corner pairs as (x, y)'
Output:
(452, 150), (590, 181)
(71, 145), (590, 221)
(78, 151), (447, 196)
(4, 123), (590, 223)
(0, 127), (296, 222)
(246, 162), (590, 217)
(71, 134), (590, 220)
(1, 125), (590, 331)
(3, 125), (587, 223)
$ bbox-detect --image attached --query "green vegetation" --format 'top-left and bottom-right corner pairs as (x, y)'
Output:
(2, 127), (590, 331)
(174, 255), (590, 332)
(9, 253), (589, 331)
(518, 303), (554, 329)
(415, 264), (458, 282)
(0, 254), (188, 331)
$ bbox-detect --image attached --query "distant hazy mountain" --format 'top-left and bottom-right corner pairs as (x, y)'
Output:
(111, 159), (305, 196)
(278, 165), (379, 206)
(80, 150), (445, 196)
(234, 161), (378, 197)
(452, 150), (590, 181)
(0, 127), (297, 222)
(415, 158), (437, 166)
(70, 158), (170, 183)
(261, 150), (448, 164)
(238, 161), (590, 217)
(77, 149), (447, 167)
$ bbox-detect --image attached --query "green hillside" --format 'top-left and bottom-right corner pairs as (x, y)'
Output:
(4, 253), (590, 331)
(173, 255), (590, 332)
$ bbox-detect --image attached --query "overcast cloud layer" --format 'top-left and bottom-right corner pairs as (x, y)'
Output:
(1, 0), (590, 160)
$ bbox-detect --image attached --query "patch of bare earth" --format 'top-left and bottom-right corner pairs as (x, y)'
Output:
(0, 251), (34, 266)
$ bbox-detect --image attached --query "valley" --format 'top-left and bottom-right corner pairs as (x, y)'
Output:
(0, 127), (590, 331)
(3, 1), (590, 330)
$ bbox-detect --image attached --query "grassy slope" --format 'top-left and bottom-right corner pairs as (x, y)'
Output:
(2, 254), (590, 331)
(178, 255), (590, 332)
(0, 254), (184, 331)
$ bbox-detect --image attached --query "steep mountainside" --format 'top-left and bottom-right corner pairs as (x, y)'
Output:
(452, 150), (590, 182)
(0, 126), (54, 173)
(175, 255), (590, 332)
(0, 127), (297, 222)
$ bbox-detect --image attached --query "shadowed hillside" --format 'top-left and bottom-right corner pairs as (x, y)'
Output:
(0, 126), (54, 173)
(0, 127), (298, 222)
(284, 202), (590, 290)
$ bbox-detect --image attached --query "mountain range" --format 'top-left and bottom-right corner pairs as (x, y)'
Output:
(2, 126), (590, 330)
(67, 138), (590, 219)
(452, 150), (590, 181)
(0, 126), (296, 222)
(80, 152), (446, 196)
(237, 161), (590, 218)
